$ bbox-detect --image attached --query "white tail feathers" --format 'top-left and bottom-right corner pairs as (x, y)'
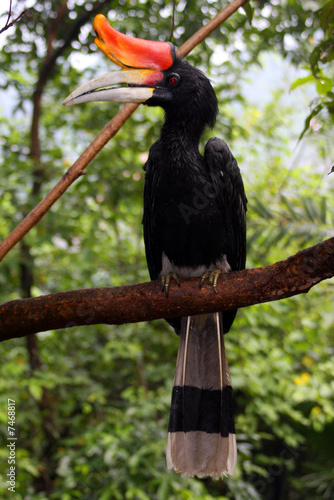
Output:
(166, 431), (237, 479)
(166, 313), (237, 479)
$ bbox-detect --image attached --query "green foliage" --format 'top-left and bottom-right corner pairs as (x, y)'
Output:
(289, 1), (334, 139)
(0, 1), (333, 499)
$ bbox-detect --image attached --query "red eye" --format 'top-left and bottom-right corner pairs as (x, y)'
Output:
(167, 73), (180, 87)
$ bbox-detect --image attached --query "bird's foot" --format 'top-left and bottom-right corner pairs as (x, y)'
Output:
(161, 272), (180, 297)
(199, 268), (222, 294)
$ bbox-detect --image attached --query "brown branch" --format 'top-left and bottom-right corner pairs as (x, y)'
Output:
(0, 1), (28, 35)
(0, 102), (139, 263)
(26, 6), (73, 472)
(1, 238), (333, 342)
(36, 0), (109, 92)
(45, 1), (68, 64)
(169, 0), (176, 42)
(177, 0), (249, 58)
(31, 0), (108, 174)
(31, 1), (69, 193)
(0, 0), (249, 263)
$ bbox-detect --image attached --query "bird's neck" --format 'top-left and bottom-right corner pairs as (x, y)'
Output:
(154, 117), (207, 178)
(160, 118), (203, 152)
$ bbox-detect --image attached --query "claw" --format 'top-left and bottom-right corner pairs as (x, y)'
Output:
(161, 272), (180, 297)
(199, 268), (222, 294)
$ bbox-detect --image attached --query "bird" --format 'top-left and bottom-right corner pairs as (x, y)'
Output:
(64, 14), (247, 479)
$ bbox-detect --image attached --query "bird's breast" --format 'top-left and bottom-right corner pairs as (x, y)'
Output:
(146, 156), (227, 269)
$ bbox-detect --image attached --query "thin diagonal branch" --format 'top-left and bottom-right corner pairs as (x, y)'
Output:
(177, 0), (249, 57)
(169, 0), (176, 42)
(36, 0), (109, 91)
(0, 0), (28, 34)
(0, 0), (249, 262)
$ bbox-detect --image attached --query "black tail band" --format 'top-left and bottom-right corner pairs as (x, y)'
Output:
(168, 385), (235, 437)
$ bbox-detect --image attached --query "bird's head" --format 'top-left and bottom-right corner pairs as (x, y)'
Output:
(64, 14), (217, 129)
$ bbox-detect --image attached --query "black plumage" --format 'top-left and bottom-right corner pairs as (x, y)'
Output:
(64, 20), (247, 477)
(142, 57), (247, 477)
(143, 58), (247, 333)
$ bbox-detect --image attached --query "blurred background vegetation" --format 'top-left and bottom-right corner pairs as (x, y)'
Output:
(0, 0), (333, 498)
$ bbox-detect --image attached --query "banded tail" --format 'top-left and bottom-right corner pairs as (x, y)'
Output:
(166, 312), (236, 479)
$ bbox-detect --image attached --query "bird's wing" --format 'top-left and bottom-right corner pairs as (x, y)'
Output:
(204, 137), (247, 273)
(204, 138), (247, 333)
(142, 144), (163, 281)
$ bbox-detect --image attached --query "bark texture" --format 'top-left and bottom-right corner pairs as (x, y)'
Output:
(1, 238), (333, 342)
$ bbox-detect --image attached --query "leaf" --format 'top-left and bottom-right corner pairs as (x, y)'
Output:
(298, 103), (324, 141)
(301, 197), (317, 222)
(290, 74), (314, 92)
(243, 3), (254, 23)
(28, 382), (43, 402)
(320, 196), (327, 223)
(280, 194), (299, 221)
(315, 76), (333, 96)
(318, 1), (334, 33)
(290, 73), (332, 97)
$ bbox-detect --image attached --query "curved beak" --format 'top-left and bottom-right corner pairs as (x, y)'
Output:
(63, 14), (175, 106)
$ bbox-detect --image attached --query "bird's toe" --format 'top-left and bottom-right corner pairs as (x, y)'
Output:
(161, 272), (180, 297)
(199, 268), (222, 294)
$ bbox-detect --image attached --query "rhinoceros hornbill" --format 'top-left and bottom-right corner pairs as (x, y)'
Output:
(64, 14), (247, 479)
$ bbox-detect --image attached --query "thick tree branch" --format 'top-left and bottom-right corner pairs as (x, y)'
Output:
(0, 0), (249, 262)
(1, 238), (333, 342)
